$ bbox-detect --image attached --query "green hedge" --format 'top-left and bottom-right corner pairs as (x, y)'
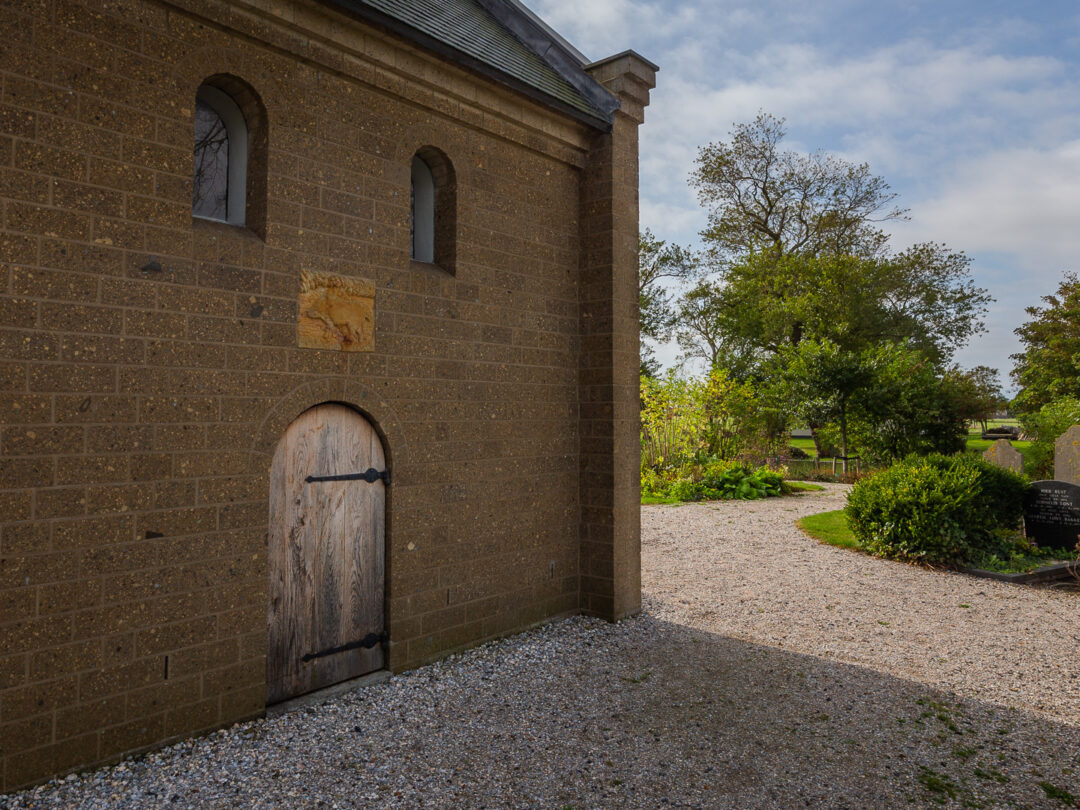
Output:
(919, 454), (1027, 530)
(845, 454), (1028, 565)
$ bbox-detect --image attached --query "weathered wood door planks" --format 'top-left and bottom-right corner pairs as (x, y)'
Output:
(267, 404), (386, 703)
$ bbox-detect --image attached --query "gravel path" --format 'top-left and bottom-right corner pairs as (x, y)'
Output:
(645, 485), (1080, 724)
(4, 486), (1079, 809)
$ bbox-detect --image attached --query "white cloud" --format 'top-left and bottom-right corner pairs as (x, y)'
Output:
(891, 140), (1080, 384)
(640, 198), (705, 244)
(634, 37), (1079, 247)
(524, 0), (1080, 377)
(895, 140), (1080, 270)
(525, 0), (709, 59)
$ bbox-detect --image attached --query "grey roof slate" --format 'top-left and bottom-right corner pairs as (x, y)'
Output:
(327, 0), (617, 126)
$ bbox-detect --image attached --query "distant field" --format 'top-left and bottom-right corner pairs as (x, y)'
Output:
(785, 419), (1030, 466)
(981, 418), (1020, 431)
(789, 437), (818, 458)
(966, 419), (1031, 464)
(966, 437), (1032, 461)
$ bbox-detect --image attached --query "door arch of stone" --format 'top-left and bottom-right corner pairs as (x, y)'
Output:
(267, 403), (387, 703)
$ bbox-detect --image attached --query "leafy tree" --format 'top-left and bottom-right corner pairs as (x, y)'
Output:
(868, 245), (991, 364)
(673, 279), (760, 378)
(679, 113), (991, 369)
(969, 365), (1007, 422)
(680, 250), (989, 365)
(638, 228), (699, 376)
(776, 339), (878, 469)
(640, 373), (704, 472)
(690, 112), (905, 264)
(640, 344), (662, 380)
(697, 366), (772, 461)
(856, 349), (969, 463)
(777, 340), (967, 469)
(1011, 272), (1080, 413)
(945, 365), (1006, 432)
(639, 367), (777, 475)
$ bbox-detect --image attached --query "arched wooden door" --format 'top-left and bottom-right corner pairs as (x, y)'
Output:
(267, 404), (386, 703)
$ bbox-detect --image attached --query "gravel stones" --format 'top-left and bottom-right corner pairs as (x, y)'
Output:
(3, 488), (1078, 809)
(644, 486), (1080, 724)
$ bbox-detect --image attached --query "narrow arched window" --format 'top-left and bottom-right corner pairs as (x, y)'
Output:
(410, 147), (456, 273)
(193, 84), (248, 226)
(410, 156), (435, 263)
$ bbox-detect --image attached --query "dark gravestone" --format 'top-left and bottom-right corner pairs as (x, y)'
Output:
(1024, 480), (1080, 552)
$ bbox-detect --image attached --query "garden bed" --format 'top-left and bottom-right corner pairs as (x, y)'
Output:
(642, 479), (823, 505)
(798, 509), (1079, 583)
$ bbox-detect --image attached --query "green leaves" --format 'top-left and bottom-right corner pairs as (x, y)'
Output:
(691, 112), (905, 263)
(643, 460), (784, 503)
(639, 369), (787, 502)
(845, 454), (1028, 566)
(1011, 272), (1080, 413)
(676, 249), (989, 367)
(1017, 396), (1080, 477)
(676, 112), (990, 380)
(769, 339), (969, 465)
(638, 228), (701, 374)
(640, 368), (774, 471)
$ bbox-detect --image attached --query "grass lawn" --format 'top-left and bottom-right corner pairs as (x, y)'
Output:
(786, 481), (825, 493)
(640, 494), (683, 505)
(790, 421), (1030, 467)
(966, 436), (1033, 459)
(965, 420), (1032, 467)
(789, 437), (818, 458)
(796, 509), (860, 549)
(789, 420), (1033, 470)
(981, 418), (1020, 431)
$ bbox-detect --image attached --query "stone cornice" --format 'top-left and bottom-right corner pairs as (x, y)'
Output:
(159, 0), (595, 166)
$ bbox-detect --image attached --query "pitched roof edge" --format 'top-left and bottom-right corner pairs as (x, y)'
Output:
(319, 0), (616, 130)
(472, 0), (620, 122)
(587, 49), (660, 73)
(490, 0), (589, 63)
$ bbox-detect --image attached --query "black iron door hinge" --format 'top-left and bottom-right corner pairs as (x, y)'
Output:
(305, 468), (390, 485)
(301, 631), (388, 663)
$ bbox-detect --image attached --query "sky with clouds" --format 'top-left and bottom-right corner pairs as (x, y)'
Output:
(527, 0), (1080, 391)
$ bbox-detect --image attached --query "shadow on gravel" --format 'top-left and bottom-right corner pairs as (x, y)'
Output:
(3, 614), (1077, 809)
(595, 618), (1080, 809)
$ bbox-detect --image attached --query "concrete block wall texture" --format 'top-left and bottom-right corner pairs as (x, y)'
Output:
(0, 0), (654, 790)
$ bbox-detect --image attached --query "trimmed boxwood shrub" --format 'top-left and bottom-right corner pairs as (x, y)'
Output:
(845, 454), (1028, 565)
(919, 453), (1028, 530)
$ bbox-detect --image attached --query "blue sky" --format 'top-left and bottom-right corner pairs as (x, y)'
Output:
(528, 0), (1080, 391)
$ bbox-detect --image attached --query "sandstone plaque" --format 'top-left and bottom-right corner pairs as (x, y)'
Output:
(982, 438), (1022, 473)
(1023, 480), (1080, 552)
(298, 270), (374, 352)
(1054, 425), (1080, 485)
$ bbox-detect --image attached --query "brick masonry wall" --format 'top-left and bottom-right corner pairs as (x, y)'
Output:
(0, 0), (650, 791)
(579, 56), (654, 621)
